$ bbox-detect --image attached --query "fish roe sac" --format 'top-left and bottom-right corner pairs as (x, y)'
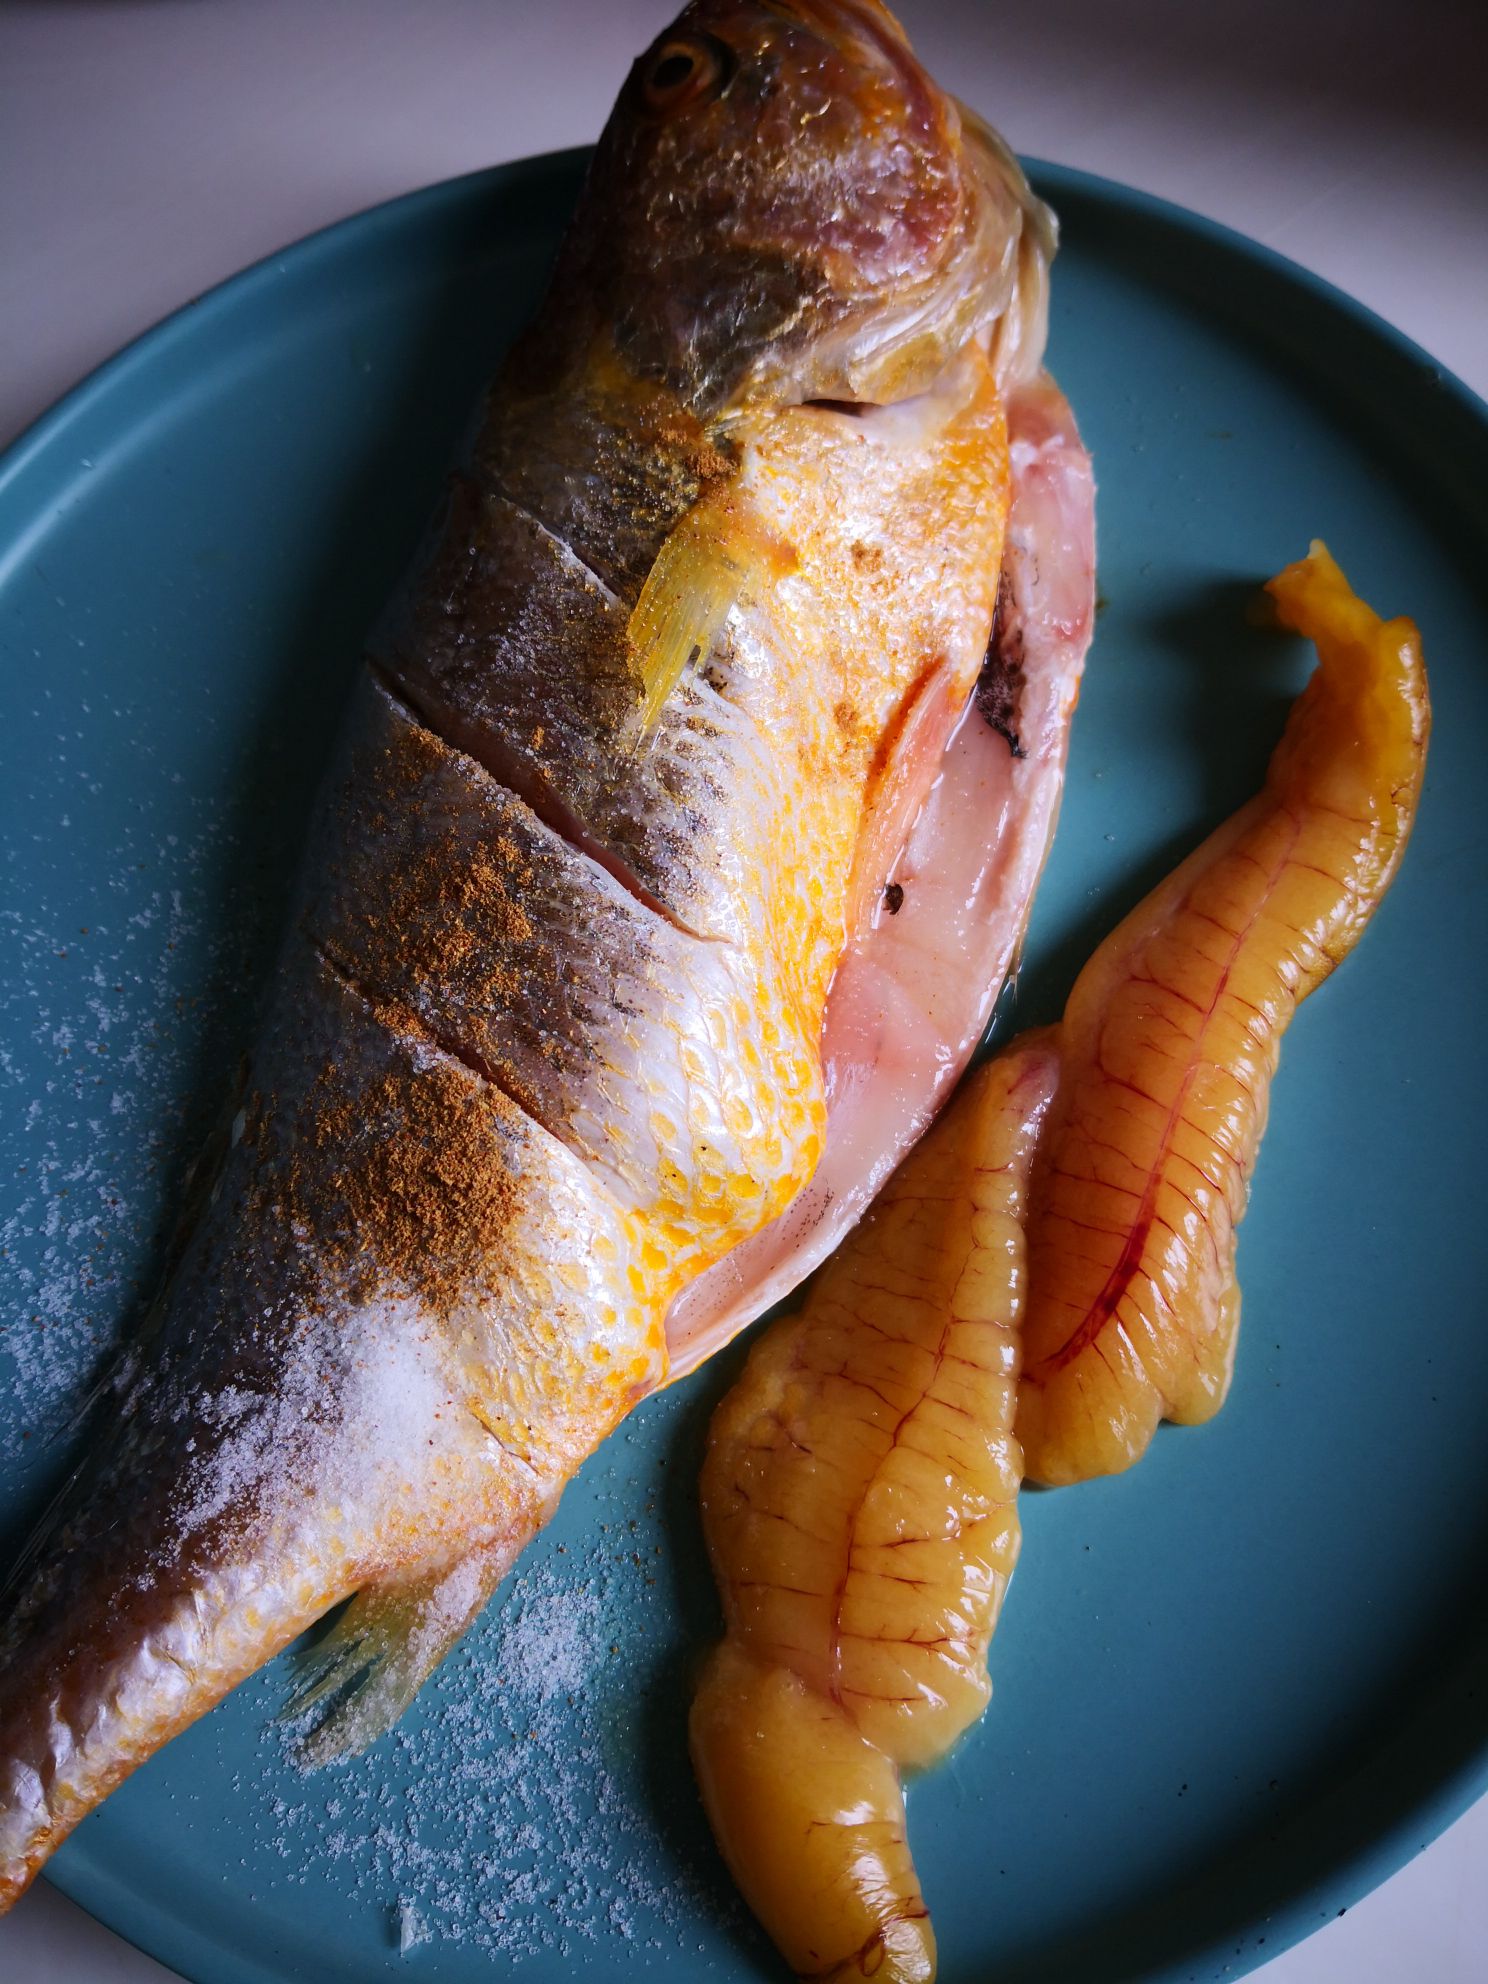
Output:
(691, 1043), (1058, 1983)
(1016, 542), (1430, 1484)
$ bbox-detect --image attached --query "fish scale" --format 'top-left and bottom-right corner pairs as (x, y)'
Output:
(301, 675), (821, 1274)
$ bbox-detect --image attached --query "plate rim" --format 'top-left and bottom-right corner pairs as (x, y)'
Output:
(4, 150), (1487, 501)
(4, 148), (1487, 1984)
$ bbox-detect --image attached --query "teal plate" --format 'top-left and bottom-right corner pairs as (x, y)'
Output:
(3, 154), (1487, 1984)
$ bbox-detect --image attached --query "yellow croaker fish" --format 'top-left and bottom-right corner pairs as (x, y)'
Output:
(0, 0), (1094, 1904)
(693, 546), (1426, 1981)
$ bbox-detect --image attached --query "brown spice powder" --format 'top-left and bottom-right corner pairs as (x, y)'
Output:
(264, 1021), (523, 1324)
(341, 724), (541, 1016)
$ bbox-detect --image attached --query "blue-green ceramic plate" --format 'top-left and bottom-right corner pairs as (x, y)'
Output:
(3, 154), (1487, 1984)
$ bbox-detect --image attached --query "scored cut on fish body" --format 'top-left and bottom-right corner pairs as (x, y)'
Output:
(359, 334), (1025, 1284)
(0, 0), (1089, 1906)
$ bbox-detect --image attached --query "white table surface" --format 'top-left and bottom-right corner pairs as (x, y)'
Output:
(1, 2), (1484, 1979)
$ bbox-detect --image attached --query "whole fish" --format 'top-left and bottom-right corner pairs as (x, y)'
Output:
(0, 0), (1091, 1905)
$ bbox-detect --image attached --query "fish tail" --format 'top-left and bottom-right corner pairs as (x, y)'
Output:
(283, 1521), (547, 1766)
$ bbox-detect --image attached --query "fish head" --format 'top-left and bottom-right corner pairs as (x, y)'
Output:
(556, 0), (1054, 411)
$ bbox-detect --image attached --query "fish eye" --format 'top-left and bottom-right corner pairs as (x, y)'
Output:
(640, 34), (728, 112)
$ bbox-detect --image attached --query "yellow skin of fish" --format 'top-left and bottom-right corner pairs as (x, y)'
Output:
(0, 0), (1055, 1908)
(693, 545), (1428, 1979)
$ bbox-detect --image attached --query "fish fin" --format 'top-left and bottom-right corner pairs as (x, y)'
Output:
(623, 500), (794, 747)
(284, 1541), (513, 1765)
